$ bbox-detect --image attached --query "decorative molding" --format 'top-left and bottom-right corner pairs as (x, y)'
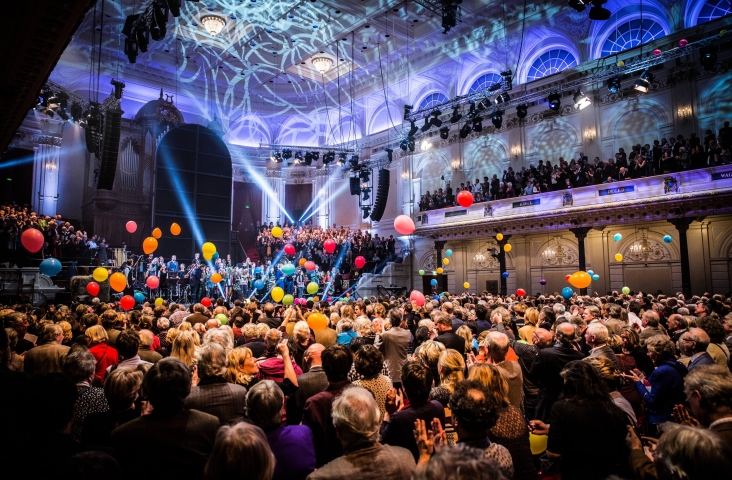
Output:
(624, 239), (672, 262)
(420, 253), (438, 271)
(541, 244), (579, 266)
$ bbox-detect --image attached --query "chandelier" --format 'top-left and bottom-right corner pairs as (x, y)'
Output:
(474, 251), (486, 262)
(201, 15), (226, 36)
(629, 229), (652, 257)
(311, 57), (333, 74)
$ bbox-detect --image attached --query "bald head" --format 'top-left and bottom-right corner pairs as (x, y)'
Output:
(687, 328), (710, 353)
(205, 319), (220, 330)
(556, 323), (578, 345)
(486, 331), (509, 362)
(533, 328), (554, 348)
(305, 343), (325, 367)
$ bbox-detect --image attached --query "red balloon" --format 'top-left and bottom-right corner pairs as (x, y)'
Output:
(86, 282), (100, 297)
(304, 261), (316, 271)
(201, 297), (212, 307)
(146, 275), (160, 289)
(394, 214), (416, 235)
(355, 256), (366, 269)
(456, 190), (474, 208)
(565, 274), (571, 282)
(409, 290), (426, 307)
(323, 239), (336, 254)
(517, 288), (526, 297)
(21, 228), (45, 253)
(120, 295), (135, 311)
(125, 221), (137, 233)
(284, 244), (295, 256)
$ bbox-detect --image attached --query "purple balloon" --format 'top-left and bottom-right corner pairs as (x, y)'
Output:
(540, 279), (547, 285)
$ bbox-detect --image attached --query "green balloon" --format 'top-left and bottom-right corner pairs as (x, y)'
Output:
(215, 313), (228, 325)
(622, 286), (630, 295)
(307, 297), (314, 302)
(419, 269), (425, 275)
(307, 281), (319, 295)
(283, 294), (294, 305)
(281, 263), (296, 276)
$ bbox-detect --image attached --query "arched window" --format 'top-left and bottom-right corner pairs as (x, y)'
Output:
(417, 93), (449, 111)
(526, 49), (578, 82)
(697, 0), (732, 23)
(468, 73), (502, 94)
(601, 19), (667, 57)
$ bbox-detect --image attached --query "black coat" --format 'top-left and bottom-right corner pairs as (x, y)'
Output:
(434, 331), (467, 354)
(529, 343), (586, 422)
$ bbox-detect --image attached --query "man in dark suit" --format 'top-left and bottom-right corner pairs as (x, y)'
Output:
(111, 357), (220, 480)
(377, 310), (412, 390)
(433, 313), (465, 354)
(287, 343), (328, 424)
(684, 364), (732, 451)
(190, 263), (203, 301)
(530, 322), (586, 422)
(686, 328), (717, 371)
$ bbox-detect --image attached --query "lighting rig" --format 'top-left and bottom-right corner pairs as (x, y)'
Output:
(122, 0), (176, 64)
(413, 0), (463, 34)
(262, 143), (361, 167)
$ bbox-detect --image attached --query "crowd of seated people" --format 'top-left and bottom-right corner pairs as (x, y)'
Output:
(2, 286), (732, 479)
(420, 126), (732, 211)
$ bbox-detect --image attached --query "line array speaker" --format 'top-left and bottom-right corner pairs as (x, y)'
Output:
(97, 109), (122, 190)
(349, 176), (361, 196)
(370, 168), (390, 222)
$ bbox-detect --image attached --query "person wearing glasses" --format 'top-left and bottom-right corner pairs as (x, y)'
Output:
(22, 324), (70, 377)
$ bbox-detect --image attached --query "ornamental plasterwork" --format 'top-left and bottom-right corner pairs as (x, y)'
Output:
(28, 134), (63, 147)
(541, 244), (579, 266)
(473, 244), (500, 269)
(623, 239), (671, 262)
(420, 253), (438, 272)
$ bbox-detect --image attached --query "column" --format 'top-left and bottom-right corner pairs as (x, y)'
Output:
(32, 141), (61, 217)
(263, 176), (286, 225)
(569, 227), (592, 295)
(434, 240), (446, 268)
(668, 217), (695, 297)
(496, 235), (511, 296)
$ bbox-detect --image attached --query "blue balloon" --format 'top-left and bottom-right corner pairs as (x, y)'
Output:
(501, 271), (509, 279)
(592, 274), (600, 281)
(281, 263), (296, 276)
(254, 279), (265, 290)
(133, 291), (145, 304)
(212, 251), (220, 261)
(587, 270), (594, 276)
(430, 279), (438, 287)
(39, 258), (62, 276)
(663, 235), (673, 243)
(613, 233), (622, 242)
(445, 249), (453, 257)
(254, 267), (262, 274)
(561, 287), (574, 300)
(433, 295), (440, 301)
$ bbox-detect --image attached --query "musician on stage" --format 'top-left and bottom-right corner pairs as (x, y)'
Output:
(146, 257), (159, 278)
(189, 263), (202, 302)
(192, 252), (201, 265)
(167, 255), (179, 272)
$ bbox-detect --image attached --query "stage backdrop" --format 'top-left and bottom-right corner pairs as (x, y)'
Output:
(153, 124), (232, 264)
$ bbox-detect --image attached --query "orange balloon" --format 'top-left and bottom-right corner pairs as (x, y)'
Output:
(109, 272), (127, 292)
(298, 258), (306, 266)
(170, 223), (181, 236)
(143, 237), (158, 255)
(568, 271), (592, 289)
(307, 312), (328, 331)
(211, 273), (222, 283)
(152, 227), (162, 239)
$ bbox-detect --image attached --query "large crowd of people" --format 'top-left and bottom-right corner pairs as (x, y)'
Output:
(2, 287), (732, 479)
(420, 126), (732, 210)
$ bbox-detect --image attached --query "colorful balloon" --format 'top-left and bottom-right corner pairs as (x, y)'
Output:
(463, 282), (470, 289)
(86, 282), (100, 296)
(663, 235), (673, 243)
(133, 292), (145, 304)
(436, 268), (444, 275)
(653, 48), (662, 56)
(152, 227), (162, 239)
(313, 296), (320, 303)
(143, 237), (158, 255)
(299, 258), (307, 266)
(271, 287), (284, 303)
(146, 275), (160, 289)
(21, 228), (44, 253)
(212, 252), (219, 261)
(445, 249), (453, 257)
(307, 282), (319, 295)
(120, 295), (135, 311)
(154, 297), (164, 306)
(201, 297), (212, 307)
(394, 215), (416, 235)
(39, 258), (62, 276)
(613, 233), (622, 242)
(281, 263), (296, 276)
(215, 313), (228, 325)
(504, 244), (512, 252)
(561, 287), (574, 300)
(615, 253), (624, 262)
(430, 279), (438, 287)
(679, 38), (688, 47)
(110, 272), (127, 292)
(307, 312), (328, 331)
(409, 290), (426, 306)
(271, 227), (283, 238)
(457, 190), (474, 208)
(540, 279), (547, 286)
(502, 272), (509, 278)
(323, 239), (336, 254)
(496, 233), (504, 241)
(355, 256), (366, 269)
(253, 280), (265, 290)
(126, 221), (137, 233)
(211, 273), (222, 283)
(565, 274), (571, 282)
(622, 286), (630, 294)
(170, 222), (181, 235)
(592, 274), (600, 281)
(587, 270), (594, 276)
(202, 242), (216, 255)
(304, 261), (316, 271)
(283, 294), (294, 305)
(517, 288), (526, 297)
(419, 269), (425, 276)
(93, 267), (109, 283)
(284, 244), (296, 255)
(203, 252), (213, 261)
(568, 271), (592, 289)
(443, 258), (449, 265)
(529, 432), (549, 456)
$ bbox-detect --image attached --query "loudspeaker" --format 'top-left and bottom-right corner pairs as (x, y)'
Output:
(349, 177), (361, 196)
(97, 109), (122, 190)
(370, 168), (390, 222)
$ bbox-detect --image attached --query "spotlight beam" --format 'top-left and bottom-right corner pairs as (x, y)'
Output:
(300, 181), (351, 223)
(244, 165), (294, 223)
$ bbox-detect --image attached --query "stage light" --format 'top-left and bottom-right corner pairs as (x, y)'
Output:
(477, 99), (488, 111)
(399, 139), (408, 151)
(516, 104), (528, 119)
(501, 70), (513, 91)
(467, 101), (477, 117)
(151, 3), (168, 40)
(701, 46), (717, 71)
(588, 0), (611, 20)
(350, 155), (360, 168)
(430, 111), (443, 127)
(362, 206), (371, 219)
(135, 25), (150, 52)
(449, 107), (462, 123)
(491, 110), (503, 129)
(607, 76), (621, 94)
(408, 137), (416, 152)
(167, 0), (182, 17)
(124, 38), (138, 63)
(573, 90), (591, 110)
(304, 152), (313, 165)
(488, 83), (502, 93)
(548, 93), (561, 111)
(337, 153), (346, 166)
(634, 70), (654, 93)
(568, 0), (586, 12)
(404, 104), (413, 121)
(420, 117), (432, 132)
(295, 151), (303, 160)
(408, 120), (419, 137)
(282, 149), (292, 160)
(312, 152), (320, 161)
(270, 155), (277, 162)
(439, 126), (450, 139)
(472, 117), (483, 132)
(459, 122), (472, 139)
(359, 170), (370, 182)
(385, 148), (393, 162)
(494, 92), (510, 105)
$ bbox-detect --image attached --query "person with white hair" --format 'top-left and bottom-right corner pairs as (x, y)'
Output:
(585, 322), (619, 370)
(307, 386), (415, 480)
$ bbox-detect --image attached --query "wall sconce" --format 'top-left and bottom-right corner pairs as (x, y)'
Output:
(510, 146), (521, 159)
(677, 106), (692, 123)
(420, 140), (432, 151)
(45, 161), (57, 172)
(583, 129), (595, 143)
(451, 159), (461, 170)
(401, 171), (410, 180)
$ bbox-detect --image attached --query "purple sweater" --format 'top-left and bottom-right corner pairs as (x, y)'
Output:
(266, 425), (316, 480)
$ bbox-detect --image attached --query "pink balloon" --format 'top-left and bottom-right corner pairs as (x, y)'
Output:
(146, 275), (160, 289)
(409, 290), (426, 307)
(323, 239), (336, 254)
(126, 221), (137, 233)
(21, 228), (45, 253)
(653, 48), (662, 56)
(355, 256), (366, 269)
(678, 39), (688, 47)
(284, 244), (295, 255)
(393, 215), (415, 236)
(304, 261), (316, 271)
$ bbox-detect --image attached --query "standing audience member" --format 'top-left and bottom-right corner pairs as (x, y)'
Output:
(85, 325), (118, 382)
(23, 323), (69, 376)
(485, 331), (523, 411)
(287, 343), (328, 424)
(63, 350), (109, 443)
(204, 423), (275, 480)
(377, 309), (411, 390)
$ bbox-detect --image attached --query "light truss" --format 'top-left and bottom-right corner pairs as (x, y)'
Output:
(259, 143), (362, 154)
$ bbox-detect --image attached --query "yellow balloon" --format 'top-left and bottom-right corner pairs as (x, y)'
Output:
(504, 243), (512, 252)
(529, 432), (548, 455)
(202, 242), (216, 255)
(496, 233), (504, 241)
(203, 251), (213, 261)
(615, 253), (624, 262)
(93, 267), (109, 283)
(143, 237), (158, 255)
(152, 227), (162, 239)
(170, 223), (181, 236)
(110, 272), (127, 292)
(443, 258), (449, 265)
(271, 286), (284, 303)
(211, 273), (222, 283)
(463, 282), (470, 289)
(272, 227), (283, 238)
(437, 267), (444, 275)
(154, 297), (164, 306)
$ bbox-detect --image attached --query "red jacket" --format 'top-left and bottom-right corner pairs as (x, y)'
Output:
(89, 343), (119, 382)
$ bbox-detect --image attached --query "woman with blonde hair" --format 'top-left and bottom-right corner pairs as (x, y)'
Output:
(518, 307), (539, 342)
(85, 324), (118, 382)
(171, 330), (198, 367)
(59, 320), (73, 345)
(178, 321), (193, 332)
(225, 346), (260, 389)
(340, 305), (355, 321)
(414, 340), (446, 386)
(468, 363), (537, 480)
(455, 325), (475, 355)
(429, 349), (465, 406)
